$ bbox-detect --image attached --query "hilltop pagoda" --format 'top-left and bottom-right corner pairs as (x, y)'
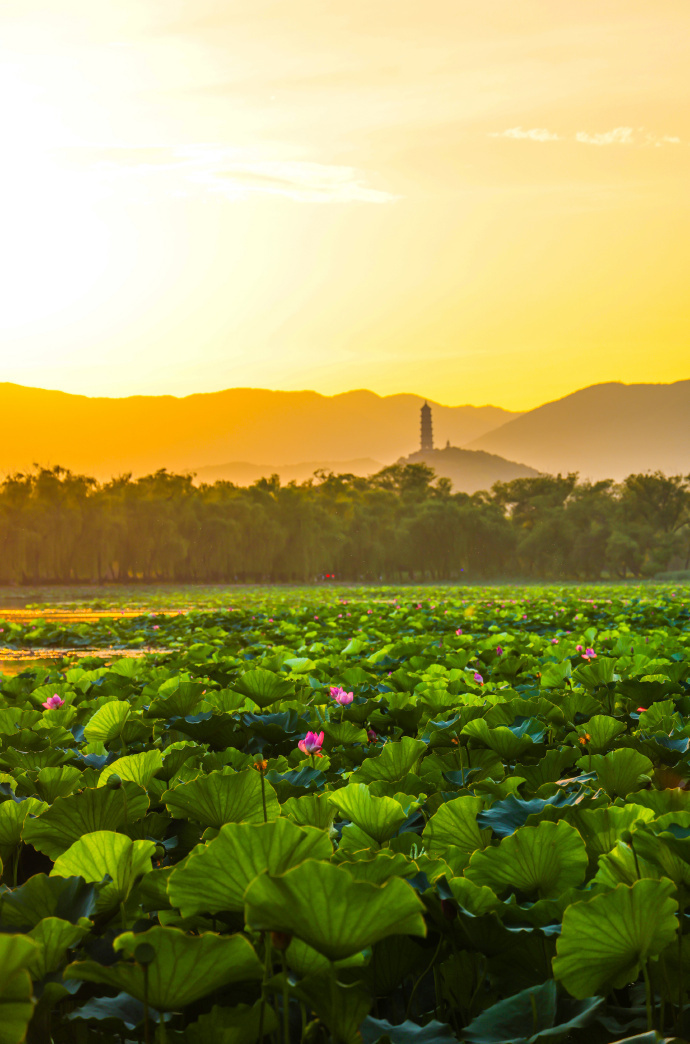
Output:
(420, 402), (434, 452)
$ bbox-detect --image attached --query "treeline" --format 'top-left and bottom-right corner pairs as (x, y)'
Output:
(0, 464), (688, 583)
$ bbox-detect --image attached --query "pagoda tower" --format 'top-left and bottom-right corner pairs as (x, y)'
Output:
(420, 402), (434, 452)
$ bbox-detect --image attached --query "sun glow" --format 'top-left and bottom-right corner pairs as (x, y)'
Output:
(0, 65), (115, 333)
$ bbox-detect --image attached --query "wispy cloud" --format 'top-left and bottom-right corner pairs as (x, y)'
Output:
(575, 126), (634, 146)
(58, 143), (400, 204)
(490, 126), (561, 142)
(491, 125), (683, 148)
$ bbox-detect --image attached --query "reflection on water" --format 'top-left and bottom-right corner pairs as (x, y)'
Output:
(0, 646), (169, 676)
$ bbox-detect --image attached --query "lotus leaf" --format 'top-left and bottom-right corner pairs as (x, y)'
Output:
(465, 820), (588, 898)
(83, 701), (131, 744)
(553, 878), (678, 998)
(168, 817), (332, 916)
(51, 831), (155, 904)
(65, 926), (263, 1010)
(163, 768), (279, 827)
(354, 737), (427, 783)
(328, 784), (408, 843)
(244, 858), (426, 960)
(97, 749), (163, 788)
(0, 933), (40, 1044)
(26, 916), (90, 979)
(583, 748), (654, 798)
(232, 668), (295, 707)
(23, 782), (149, 860)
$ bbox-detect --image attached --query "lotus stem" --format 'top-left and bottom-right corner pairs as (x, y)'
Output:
(405, 934), (443, 1020)
(642, 959), (654, 1032)
(260, 765), (268, 823)
(143, 964), (150, 1044)
(280, 953), (290, 1044)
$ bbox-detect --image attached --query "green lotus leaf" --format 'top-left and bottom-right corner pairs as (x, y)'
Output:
(67, 992), (162, 1031)
(0, 934), (39, 1044)
(168, 818), (332, 916)
(360, 1016), (457, 1044)
(162, 769), (279, 828)
(462, 979), (603, 1044)
(594, 839), (665, 889)
(634, 789), (690, 815)
(185, 1001), (277, 1044)
(244, 858), (426, 961)
(337, 851), (416, 885)
(83, 700), (131, 744)
(323, 721), (368, 746)
(582, 748), (654, 798)
(422, 795), (490, 868)
(65, 926), (262, 1010)
(23, 783), (149, 860)
(583, 714), (627, 754)
(0, 797), (48, 852)
(631, 821), (690, 887)
(328, 784), (407, 844)
(282, 793), (337, 830)
(290, 970), (372, 1044)
(98, 749), (163, 789)
(448, 877), (500, 916)
(145, 680), (206, 719)
(462, 718), (535, 759)
(539, 660), (572, 689)
(138, 867), (174, 912)
(26, 917), (90, 979)
(354, 737), (427, 784)
(35, 766), (82, 803)
(464, 820), (588, 899)
(0, 875), (98, 931)
(231, 669), (295, 708)
(282, 936), (368, 979)
(572, 657), (617, 689)
(51, 831), (155, 905)
(553, 878), (678, 998)
(572, 804), (656, 867)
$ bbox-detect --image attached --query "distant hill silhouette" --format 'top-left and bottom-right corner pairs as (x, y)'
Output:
(0, 383), (516, 479)
(193, 458), (385, 486)
(404, 446), (539, 493)
(468, 380), (690, 480)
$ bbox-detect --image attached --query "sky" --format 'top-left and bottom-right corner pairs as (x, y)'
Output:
(0, 0), (688, 411)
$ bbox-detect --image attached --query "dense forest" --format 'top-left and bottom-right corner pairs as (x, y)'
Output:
(0, 464), (688, 583)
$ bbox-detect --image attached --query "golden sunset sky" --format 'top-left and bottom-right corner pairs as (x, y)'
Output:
(1, 0), (688, 410)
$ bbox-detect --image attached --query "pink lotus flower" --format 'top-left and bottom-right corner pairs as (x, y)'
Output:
(42, 695), (64, 710)
(496, 646), (503, 656)
(329, 686), (354, 705)
(455, 628), (463, 636)
(637, 706), (647, 713)
(473, 672), (484, 685)
(298, 731), (324, 755)
(582, 648), (597, 660)
(551, 638), (558, 644)
(576, 645), (583, 652)
(367, 728), (377, 743)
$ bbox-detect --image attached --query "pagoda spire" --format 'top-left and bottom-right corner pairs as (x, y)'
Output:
(420, 402), (434, 452)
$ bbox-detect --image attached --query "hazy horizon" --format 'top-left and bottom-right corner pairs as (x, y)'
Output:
(3, 374), (688, 414)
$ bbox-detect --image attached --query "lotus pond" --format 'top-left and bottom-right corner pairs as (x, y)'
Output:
(1, 585), (690, 1044)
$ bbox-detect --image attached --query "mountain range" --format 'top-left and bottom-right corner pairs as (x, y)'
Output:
(469, 380), (690, 481)
(0, 384), (515, 480)
(1, 379), (688, 489)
